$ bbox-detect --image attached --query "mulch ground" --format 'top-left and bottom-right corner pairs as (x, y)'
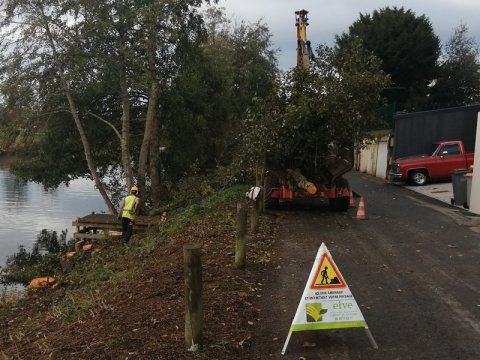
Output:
(0, 204), (278, 360)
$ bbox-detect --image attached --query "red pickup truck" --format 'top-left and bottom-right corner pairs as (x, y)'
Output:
(390, 141), (474, 185)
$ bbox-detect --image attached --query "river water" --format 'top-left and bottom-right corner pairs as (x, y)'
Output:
(0, 168), (108, 267)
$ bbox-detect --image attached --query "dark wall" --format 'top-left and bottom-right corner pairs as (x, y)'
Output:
(393, 105), (480, 159)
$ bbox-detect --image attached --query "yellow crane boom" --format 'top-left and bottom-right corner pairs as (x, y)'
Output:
(295, 9), (315, 68)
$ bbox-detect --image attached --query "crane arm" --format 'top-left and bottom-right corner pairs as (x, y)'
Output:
(295, 9), (315, 68)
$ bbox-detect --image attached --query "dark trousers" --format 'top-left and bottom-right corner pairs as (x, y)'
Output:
(121, 217), (135, 243)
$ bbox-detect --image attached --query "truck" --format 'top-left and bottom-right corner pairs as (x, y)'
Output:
(262, 10), (353, 211)
(389, 140), (474, 185)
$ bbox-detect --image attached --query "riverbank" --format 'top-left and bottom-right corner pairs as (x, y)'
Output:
(0, 185), (276, 359)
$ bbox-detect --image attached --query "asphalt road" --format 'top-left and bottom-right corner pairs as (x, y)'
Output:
(249, 171), (480, 360)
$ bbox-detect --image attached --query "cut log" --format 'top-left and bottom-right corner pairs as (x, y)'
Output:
(28, 277), (55, 289)
(82, 244), (93, 252)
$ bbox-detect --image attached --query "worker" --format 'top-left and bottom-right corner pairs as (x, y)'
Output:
(118, 186), (141, 244)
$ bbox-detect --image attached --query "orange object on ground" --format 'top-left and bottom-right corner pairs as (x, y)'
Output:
(355, 196), (367, 220)
(66, 251), (77, 258)
(28, 277), (56, 289)
(82, 244), (93, 252)
(349, 189), (355, 207)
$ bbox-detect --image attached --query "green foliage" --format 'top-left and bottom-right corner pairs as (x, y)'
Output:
(0, 2), (277, 205)
(336, 6), (440, 111)
(235, 39), (391, 179)
(85, 264), (113, 284)
(0, 230), (67, 286)
(164, 183), (248, 234)
(161, 7), (278, 184)
(429, 24), (480, 109)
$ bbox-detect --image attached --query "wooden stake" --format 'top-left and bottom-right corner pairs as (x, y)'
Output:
(184, 244), (203, 351)
(74, 240), (84, 254)
(59, 255), (72, 273)
(235, 202), (248, 269)
(250, 190), (261, 234)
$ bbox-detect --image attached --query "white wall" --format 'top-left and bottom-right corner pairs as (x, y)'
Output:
(355, 133), (391, 180)
(468, 113), (480, 214)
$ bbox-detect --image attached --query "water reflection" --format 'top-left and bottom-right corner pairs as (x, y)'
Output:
(0, 169), (108, 266)
(2, 172), (27, 206)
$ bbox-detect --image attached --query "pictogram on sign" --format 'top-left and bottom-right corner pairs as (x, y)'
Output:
(310, 252), (346, 289)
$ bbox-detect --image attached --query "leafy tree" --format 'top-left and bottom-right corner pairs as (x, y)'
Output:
(0, 0), (128, 212)
(336, 7), (440, 111)
(237, 39), (391, 180)
(160, 7), (278, 186)
(0, 0), (216, 211)
(429, 24), (480, 109)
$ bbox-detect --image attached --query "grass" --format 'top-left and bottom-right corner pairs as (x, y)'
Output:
(165, 184), (249, 235)
(28, 184), (250, 323)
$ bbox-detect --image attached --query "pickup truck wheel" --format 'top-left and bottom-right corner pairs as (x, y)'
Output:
(263, 174), (279, 209)
(409, 170), (428, 186)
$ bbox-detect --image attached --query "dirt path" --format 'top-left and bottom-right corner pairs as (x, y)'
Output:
(247, 172), (480, 360)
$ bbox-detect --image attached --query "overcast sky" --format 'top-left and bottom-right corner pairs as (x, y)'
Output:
(217, 0), (480, 69)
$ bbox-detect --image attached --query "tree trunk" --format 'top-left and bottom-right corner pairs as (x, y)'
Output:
(44, 21), (116, 214)
(120, 66), (134, 189)
(138, 82), (160, 197)
(64, 87), (117, 214)
(116, 5), (135, 190)
(149, 118), (162, 209)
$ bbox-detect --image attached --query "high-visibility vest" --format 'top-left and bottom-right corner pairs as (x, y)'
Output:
(122, 195), (138, 220)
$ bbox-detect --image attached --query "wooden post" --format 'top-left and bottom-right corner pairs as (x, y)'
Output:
(74, 240), (85, 254)
(59, 255), (71, 273)
(259, 187), (265, 215)
(235, 202), (247, 269)
(251, 188), (262, 234)
(184, 244), (203, 351)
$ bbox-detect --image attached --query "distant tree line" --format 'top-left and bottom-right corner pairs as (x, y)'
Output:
(0, 3), (477, 210)
(336, 6), (480, 112)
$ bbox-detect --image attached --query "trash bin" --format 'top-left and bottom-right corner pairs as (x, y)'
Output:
(451, 168), (468, 206)
(465, 172), (473, 208)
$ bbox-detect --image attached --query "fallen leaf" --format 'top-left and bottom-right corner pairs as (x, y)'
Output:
(302, 341), (317, 348)
(239, 334), (252, 347)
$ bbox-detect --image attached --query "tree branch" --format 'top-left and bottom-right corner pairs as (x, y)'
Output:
(87, 112), (122, 141)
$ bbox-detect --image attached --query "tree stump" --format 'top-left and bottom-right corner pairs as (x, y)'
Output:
(74, 240), (85, 254)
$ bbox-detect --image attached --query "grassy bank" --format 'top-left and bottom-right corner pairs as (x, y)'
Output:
(0, 184), (276, 359)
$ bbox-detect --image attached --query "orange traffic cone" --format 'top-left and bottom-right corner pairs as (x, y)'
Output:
(349, 189), (355, 208)
(355, 196), (367, 220)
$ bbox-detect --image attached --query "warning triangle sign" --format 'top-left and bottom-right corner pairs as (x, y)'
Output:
(281, 243), (377, 355)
